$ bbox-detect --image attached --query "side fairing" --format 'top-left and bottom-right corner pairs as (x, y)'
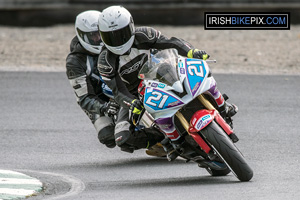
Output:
(143, 86), (184, 119)
(143, 57), (213, 119)
(183, 58), (212, 98)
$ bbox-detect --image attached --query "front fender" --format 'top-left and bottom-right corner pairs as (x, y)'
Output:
(187, 109), (234, 154)
(187, 110), (216, 154)
(189, 109), (233, 135)
(189, 110), (216, 133)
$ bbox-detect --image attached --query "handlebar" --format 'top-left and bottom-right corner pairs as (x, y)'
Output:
(205, 60), (217, 63)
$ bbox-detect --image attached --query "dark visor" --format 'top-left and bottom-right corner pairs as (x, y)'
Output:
(77, 28), (101, 45)
(100, 24), (133, 47)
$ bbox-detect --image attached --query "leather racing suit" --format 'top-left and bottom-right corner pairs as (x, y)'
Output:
(97, 27), (194, 152)
(66, 36), (116, 148)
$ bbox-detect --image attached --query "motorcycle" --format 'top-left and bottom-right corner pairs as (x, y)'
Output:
(136, 48), (253, 182)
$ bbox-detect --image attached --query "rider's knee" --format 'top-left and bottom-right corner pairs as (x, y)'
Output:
(94, 116), (116, 148)
(114, 121), (131, 146)
(98, 125), (116, 148)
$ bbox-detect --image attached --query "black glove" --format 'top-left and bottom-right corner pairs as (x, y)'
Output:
(187, 49), (210, 60)
(101, 101), (120, 117)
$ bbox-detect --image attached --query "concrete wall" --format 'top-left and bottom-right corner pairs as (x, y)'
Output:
(0, 0), (299, 26)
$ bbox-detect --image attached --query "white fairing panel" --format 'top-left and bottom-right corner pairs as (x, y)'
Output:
(140, 50), (212, 120)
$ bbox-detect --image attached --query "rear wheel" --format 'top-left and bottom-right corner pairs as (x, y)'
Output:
(201, 121), (253, 181)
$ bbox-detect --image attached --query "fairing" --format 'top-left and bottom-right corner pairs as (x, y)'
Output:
(138, 48), (212, 119)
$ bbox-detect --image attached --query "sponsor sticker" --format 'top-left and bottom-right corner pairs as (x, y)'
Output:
(167, 100), (181, 107)
(196, 114), (212, 130)
(151, 82), (158, 88)
(180, 68), (185, 74)
(178, 62), (184, 68)
(158, 83), (165, 88)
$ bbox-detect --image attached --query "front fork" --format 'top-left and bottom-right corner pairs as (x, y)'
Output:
(175, 94), (234, 154)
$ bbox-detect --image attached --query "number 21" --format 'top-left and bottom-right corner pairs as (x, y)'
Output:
(146, 91), (168, 108)
(187, 60), (204, 77)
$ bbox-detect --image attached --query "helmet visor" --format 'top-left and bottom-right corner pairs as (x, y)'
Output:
(77, 28), (101, 45)
(100, 24), (133, 47)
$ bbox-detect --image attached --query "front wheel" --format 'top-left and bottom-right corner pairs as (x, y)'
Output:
(201, 121), (253, 181)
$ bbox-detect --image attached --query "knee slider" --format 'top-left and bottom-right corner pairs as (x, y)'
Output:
(98, 125), (116, 148)
(115, 121), (131, 147)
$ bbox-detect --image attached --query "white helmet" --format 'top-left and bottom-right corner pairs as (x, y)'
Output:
(98, 6), (135, 55)
(75, 10), (102, 54)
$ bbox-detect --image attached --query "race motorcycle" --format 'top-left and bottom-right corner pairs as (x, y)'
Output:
(136, 48), (253, 182)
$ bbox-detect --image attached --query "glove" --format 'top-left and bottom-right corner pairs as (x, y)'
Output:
(187, 49), (210, 60)
(130, 99), (144, 115)
(101, 101), (120, 117)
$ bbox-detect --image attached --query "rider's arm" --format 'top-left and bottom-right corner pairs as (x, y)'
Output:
(97, 49), (135, 108)
(66, 53), (106, 115)
(135, 27), (194, 56)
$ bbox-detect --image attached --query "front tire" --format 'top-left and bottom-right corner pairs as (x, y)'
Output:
(201, 121), (253, 181)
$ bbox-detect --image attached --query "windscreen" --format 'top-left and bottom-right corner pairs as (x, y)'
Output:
(138, 49), (179, 87)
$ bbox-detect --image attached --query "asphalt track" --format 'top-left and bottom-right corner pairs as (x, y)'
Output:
(0, 72), (300, 200)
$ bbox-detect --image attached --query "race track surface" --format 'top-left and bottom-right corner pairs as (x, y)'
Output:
(0, 72), (299, 200)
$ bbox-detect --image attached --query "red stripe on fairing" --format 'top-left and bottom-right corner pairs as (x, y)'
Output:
(165, 130), (181, 141)
(215, 94), (225, 107)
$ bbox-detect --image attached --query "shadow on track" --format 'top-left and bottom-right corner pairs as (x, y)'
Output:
(87, 175), (241, 191)
(53, 157), (190, 171)
(98, 157), (188, 168)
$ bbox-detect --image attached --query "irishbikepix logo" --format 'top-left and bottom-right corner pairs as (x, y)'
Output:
(205, 12), (290, 30)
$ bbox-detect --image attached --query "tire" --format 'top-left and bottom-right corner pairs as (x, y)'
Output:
(206, 167), (231, 176)
(201, 121), (253, 181)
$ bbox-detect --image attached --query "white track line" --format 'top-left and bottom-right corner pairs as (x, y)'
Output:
(0, 170), (27, 176)
(0, 170), (43, 199)
(0, 178), (42, 185)
(18, 170), (86, 200)
(0, 188), (38, 196)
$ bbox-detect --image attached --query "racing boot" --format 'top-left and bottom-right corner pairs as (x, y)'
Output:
(219, 94), (238, 119)
(145, 126), (168, 157)
(220, 101), (238, 119)
(145, 143), (167, 157)
(161, 138), (179, 161)
(218, 101), (238, 130)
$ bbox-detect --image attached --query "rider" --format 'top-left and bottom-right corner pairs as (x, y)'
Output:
(66, 10), (119, 148)
(97, 6), (237, 156)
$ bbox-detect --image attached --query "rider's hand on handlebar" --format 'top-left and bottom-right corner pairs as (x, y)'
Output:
(187, 49), (210, 60)
(101, 101), (120, 117)
(130, 99), (144, 115)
